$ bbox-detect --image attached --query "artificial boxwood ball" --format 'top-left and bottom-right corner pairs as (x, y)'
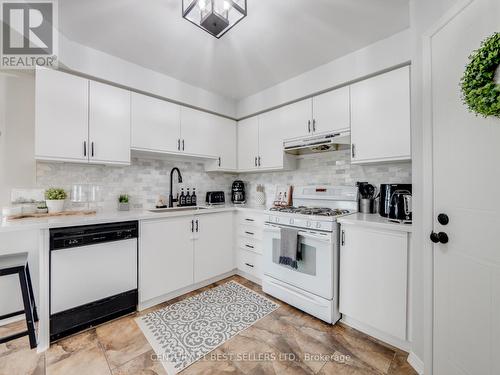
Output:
(460, 32), (500, 118)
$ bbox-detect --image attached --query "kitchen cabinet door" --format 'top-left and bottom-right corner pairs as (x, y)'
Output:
(180, 107), (218, 157)
(206, 116), (237, 171)
(139, 217), (194, 303)
(339, 224), (408, 340)
(237, 117), (259, 170)
(194, 212), (234, 283)
(312, 86), (350, 134)
(35, 68), (89, 163)
(131, 93), (181, 153)
(275, 99), (312, 141)
(89, 81), (131, 165)
(258, 109), (286, 169)
(350, 66), (411, 164)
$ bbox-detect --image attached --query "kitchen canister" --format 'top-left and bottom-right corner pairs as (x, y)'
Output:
(359, 198), (375, 214)
(255, 184), (266, 206)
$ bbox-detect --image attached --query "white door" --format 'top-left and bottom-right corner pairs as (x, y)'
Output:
(339, 224), (407, 340)
(237, 117), (259, 170)
(312, 86), (350, 134)
(276, 99), (312, 141)
(35, 68), (89, 162)
(180, 107), (217, 157)
(258, 110), (285, 169)
(139, 217), (194, 303)
(89, 81), (131, 165)
(350, 66), (411, 164)
(206, 116), (237, 170)
(130, 93), (181, 153)
(193, 212), (234, 283)
(430, 1), (500, 374)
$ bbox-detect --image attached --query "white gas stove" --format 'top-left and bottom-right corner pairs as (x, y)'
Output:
(263, 185), (357, 324)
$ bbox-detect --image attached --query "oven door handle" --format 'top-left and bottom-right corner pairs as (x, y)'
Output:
(264, 225), (331, 243)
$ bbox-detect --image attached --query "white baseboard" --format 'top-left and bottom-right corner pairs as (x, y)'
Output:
(407, 352), (424, 375)
(138, 270), (237, 311)
(340, 315), (411, 352)
(0, 314), (24, 327)
(236, 269), (262, 285)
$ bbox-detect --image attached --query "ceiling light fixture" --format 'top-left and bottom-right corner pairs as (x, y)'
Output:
(182, 0), (247, 38)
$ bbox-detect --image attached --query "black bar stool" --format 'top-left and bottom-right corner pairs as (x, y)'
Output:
(0, 252), (38, 349)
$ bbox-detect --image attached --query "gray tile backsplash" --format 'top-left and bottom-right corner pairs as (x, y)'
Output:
(36, 150), (411, 209)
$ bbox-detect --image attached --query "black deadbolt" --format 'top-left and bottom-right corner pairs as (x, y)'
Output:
(438, 213), (449, 225)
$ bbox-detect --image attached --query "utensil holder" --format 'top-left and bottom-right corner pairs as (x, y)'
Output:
(360, 198), (375, 214)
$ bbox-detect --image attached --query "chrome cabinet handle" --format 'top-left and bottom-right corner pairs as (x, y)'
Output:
(313, 119), (316, 132)
(244, 263), (254, 268)
(245, 244), (254, 249)
(245, 231), (254, 235)
(351, 144), (355, 158)
(182, 139), (185, 151)
(178, 139), (180, 150)
(255, 157), (257, 167)
(218, 157), (221, 167)
(258, 156), (261, 166)
(341, 230), (345, 246)
(195, 219), (199, 232)
(191, 220), (194, 232)
(308, 120), (311, 133)
(91, 142), (94, 157)
(245, 218), (254, 222)
(83, 141), (87, 157)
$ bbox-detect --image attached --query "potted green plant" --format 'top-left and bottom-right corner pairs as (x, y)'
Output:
(45, 188), (67, 213)
(118, 194), (130, 211)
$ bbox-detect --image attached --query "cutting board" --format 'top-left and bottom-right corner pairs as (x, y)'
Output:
(7, 210), (97, 220)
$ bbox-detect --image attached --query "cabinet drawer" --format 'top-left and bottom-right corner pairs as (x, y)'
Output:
(238, 237), (262, 254)
(238, 225), (263, 240)
(238, 213), (263, 227)
(237, 249), (262, 279)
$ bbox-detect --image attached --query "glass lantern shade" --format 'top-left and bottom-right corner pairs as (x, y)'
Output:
(182, 0), (247, 38)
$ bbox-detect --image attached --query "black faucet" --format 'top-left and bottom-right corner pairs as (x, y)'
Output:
(169, 167), (183, 208)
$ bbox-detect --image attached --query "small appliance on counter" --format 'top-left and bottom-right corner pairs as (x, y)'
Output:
(273, 185), (293, 207)
(206, 191), (225, 205)
(379, 184), (412, 223)
(231, 180), (246, 204)
(357, 182), (377, 214)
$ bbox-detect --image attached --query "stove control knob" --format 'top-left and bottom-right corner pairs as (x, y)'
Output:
(275, 217), (280, 223)
(289, 218), (294, 225)
(306, 221), (311, 228)
(316, 222), (322, 229)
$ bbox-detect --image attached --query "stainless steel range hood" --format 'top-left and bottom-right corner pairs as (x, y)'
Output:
(283, 131), (351, 155)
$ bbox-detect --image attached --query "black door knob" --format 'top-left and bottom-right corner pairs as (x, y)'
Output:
(430, 232), (449, 244)
(437, 213), (449, 225)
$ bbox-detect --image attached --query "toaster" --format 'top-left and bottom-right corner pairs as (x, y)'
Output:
(205, 191), (225, 205)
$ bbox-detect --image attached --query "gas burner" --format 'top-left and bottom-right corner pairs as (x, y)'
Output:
(269, 206), (351, 217)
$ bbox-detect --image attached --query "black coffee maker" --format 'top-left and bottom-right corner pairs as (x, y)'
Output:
(379, 184), (412, 221)
(231, 180), (246, 204)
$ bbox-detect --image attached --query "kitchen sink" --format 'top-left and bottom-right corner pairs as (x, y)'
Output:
(148, 206), (209, 213)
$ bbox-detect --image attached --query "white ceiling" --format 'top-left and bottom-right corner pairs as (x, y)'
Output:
(59, 0), (409, 100)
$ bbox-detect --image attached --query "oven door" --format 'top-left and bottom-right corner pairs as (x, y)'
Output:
(263, 223), (335, 299)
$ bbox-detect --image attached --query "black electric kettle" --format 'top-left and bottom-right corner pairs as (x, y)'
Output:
(389, 190), (412, 223)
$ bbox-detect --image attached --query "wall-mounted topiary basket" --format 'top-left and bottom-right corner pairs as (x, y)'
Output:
(460, 32), (500, 118)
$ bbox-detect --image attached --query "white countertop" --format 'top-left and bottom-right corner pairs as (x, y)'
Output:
(338, 213), (412, 233)
(0, 204), (269, 233)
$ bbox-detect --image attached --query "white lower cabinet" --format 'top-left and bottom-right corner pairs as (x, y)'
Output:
(194, 212), (234, 283)
(339, 223), (408, 341)
(235, 211), (264, 281)
(140, 212), (234, 305)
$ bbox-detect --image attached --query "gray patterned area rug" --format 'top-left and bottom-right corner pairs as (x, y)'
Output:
(136, 281), (279, 374)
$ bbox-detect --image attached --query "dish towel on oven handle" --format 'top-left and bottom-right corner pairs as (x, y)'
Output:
(279, 227), (302, 269)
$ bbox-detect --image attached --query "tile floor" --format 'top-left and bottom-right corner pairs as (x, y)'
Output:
(0, 275), (417, 375)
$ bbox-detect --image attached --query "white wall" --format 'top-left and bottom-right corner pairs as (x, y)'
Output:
(58, 34), (237, 118)
(0, 71), (36, 208)
(409, 0), (461, 370)
(236, 29), (411, 118)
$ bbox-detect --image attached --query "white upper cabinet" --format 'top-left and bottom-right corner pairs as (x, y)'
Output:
(206, 116), (237, 171)
(258, 109), (288, 169)
(350, 66), (411, 164)
(35, 68), (89, 163)
(180, 107), (217, 157)
(276, 99), (312, 141)
(89, 81), (131, 165)
(312, 86), (350, 134)
(131, 93), (181, 153)
(237, 117), (260, 170)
